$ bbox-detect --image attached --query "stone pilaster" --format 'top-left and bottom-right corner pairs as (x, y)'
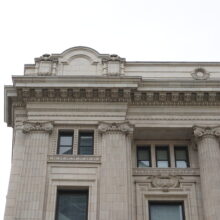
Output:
(15, 121), (53, 220)
(193, 126), (220, 220)
(4, 121), (25, 220)
(98, 122), (133, 220)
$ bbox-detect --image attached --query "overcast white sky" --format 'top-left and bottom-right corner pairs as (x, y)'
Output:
(1, 0), (220, 218)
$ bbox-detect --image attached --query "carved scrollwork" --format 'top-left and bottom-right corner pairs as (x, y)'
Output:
(22, 121), (54, 134)
(193, 126), (220, 139)
(150, 174), (181, 189)
(98, 121), (133, 134)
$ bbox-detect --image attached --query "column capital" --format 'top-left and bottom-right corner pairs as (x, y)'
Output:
(98, 121), (134, 135)
(193, 125), (220, 140)
(22, 121), (54, 134)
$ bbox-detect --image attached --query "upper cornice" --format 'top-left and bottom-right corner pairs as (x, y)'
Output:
(4, 46), (220, 127)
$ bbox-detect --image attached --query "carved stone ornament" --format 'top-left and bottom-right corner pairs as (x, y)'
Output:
(22, 121), (54, 134)
(98, 121), (133, 134)
(193, 126), (220, 139)
(191, 68), (210, 80)
(150, 174), (181, 189)
(16, 87), (220, 105)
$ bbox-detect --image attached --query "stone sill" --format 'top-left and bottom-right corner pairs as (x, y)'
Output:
(133, 168), (200, 176)
(47, 155), (101, 164)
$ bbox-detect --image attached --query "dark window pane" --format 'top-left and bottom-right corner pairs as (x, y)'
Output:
(59, 147), (72, 155)
(56, 191), (88, 220)
(58, 132), (73, 155)
(80, 136), (93, 147)
(150, 203), (184, 220)
(79, 132), (93, 155)
(79, 147), (93, 155)
(175, 150), (187, 160)
(137, 147), (151, 168)
(157, 149), (168, 160)
(138, 148), (150, 161)
(175, 147), (189, 168)
(156, 146), (169, 168)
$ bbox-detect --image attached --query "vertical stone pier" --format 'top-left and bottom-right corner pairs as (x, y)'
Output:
(16, 121), (53, 220)
(193, 126), (220, 220)
(98, 122), (133, 220)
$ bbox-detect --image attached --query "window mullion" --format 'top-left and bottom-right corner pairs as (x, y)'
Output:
(73, 129), (79, 155)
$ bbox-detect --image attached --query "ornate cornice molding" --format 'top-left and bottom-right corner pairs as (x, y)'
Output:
(193, 125), (220, 140)
(98, 121), (134, 134)
(16, 88), (220, 106)
(22, 121), (54, 134)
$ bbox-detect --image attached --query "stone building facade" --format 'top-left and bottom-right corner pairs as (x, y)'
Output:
(4, 46), (220, 220)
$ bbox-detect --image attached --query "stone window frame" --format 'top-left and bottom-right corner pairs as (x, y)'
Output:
(134, 141), (191, 169)
(44, 177), (97, 220)
(135, 182), (199, 220)
(49, 125), (98, 155)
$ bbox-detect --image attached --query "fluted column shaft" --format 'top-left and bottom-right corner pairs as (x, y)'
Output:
(194, 126), (220, 220)
(98, 122), (133, 220)
(4, 123), (25, 220)
(16, 121), (53, 220)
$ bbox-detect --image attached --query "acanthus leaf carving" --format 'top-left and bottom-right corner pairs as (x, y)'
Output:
(22, 121), (54, 134)
(193, 126), (220, 140)
(98, 121), (133, 134)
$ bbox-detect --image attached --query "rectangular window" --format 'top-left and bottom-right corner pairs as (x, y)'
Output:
(137, 146), (151, 167)
(156, 146), (170, 168)
(56, 190), (88, 220)
(78, 131), (94, 155)
(57, 132), (73, 154)
(174, 146), (189, 168)
(149, 201), (185, 220)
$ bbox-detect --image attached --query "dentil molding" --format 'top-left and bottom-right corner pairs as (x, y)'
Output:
(16, 88), (220, 106)
(22, 121), (54, 134)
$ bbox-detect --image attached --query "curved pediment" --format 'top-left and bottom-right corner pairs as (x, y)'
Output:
(25, 46), (117, 76)
(57, 46), (104, 76)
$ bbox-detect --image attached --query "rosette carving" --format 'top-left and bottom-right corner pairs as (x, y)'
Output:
(98, 121), (133, 134)
(193, 126), (220, 139)
(22, 121), (53, 134)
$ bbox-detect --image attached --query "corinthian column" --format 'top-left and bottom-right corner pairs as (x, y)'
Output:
(16, 121), (53, 220)
(193, 126), (220, 220)
(98, 121), (133, 220)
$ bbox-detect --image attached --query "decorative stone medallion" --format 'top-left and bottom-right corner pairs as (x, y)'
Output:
(191, 68), (210, 80)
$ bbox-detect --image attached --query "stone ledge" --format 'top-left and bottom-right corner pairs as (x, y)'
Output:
(133, 168), (200, 176)
(47, 155), (101, 164)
